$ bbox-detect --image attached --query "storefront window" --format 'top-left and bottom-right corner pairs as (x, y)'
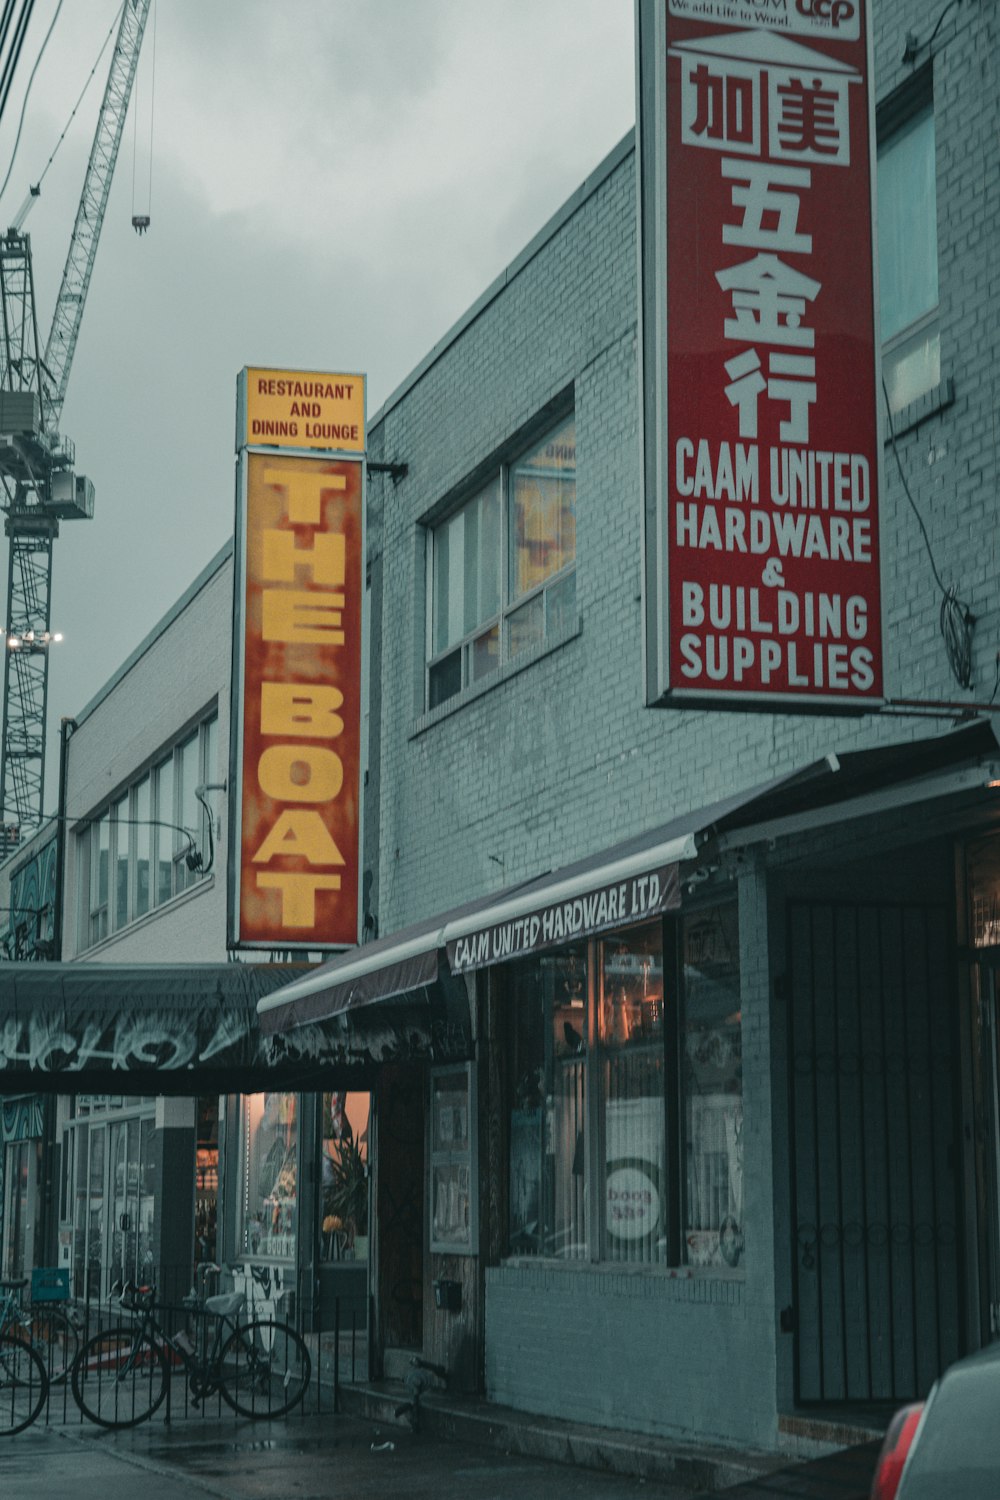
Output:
(501, 899), (743, 1271)
(683, 905), (743, 1268)
(319, 1092), (369, 1261)
(240, 1093), (297, 1261)
(508, 945), (588, 1259)
(600, 923), (667, 1265)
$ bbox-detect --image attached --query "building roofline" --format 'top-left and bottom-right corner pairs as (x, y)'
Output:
(74, 538), (234, 729)
(369, 128), (636, 435)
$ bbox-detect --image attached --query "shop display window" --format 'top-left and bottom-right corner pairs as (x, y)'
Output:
(600, 923), (668, 1265)
(683, 905), (743, 1268)
(239, 1093), (298, 1261)
(319, 1092), (369, 1261)
(502, 905), (742, 1271)
(508, 945), (588, 1260)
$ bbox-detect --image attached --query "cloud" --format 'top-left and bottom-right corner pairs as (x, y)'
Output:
(0, 0), (635, 811)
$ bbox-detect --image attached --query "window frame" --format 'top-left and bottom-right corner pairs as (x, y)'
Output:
(425, 411), (577, 710)
(876, 79), (940, 415)
(75, 708), (218, 952)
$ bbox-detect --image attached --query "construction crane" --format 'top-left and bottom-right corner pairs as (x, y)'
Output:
(0, 0), (152, 855)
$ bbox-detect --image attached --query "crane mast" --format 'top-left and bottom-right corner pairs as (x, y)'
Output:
(0, 0), (151, 854)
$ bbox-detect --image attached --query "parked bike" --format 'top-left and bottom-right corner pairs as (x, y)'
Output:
(0, 1275), (80, 1384)
(0, 1281), (49, 1436)
(71, 1276), (311, 1429)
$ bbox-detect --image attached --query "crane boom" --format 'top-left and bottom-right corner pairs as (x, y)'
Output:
(43, 0), (151, 432)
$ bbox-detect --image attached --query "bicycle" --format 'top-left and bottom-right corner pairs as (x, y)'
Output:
(0, 1281), (50, 1437)
(0, 1275), (80, 1384)
(71, 1275), (311, 1429)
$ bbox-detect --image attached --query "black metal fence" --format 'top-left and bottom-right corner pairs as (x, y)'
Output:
(8, 1264), (369, 1430)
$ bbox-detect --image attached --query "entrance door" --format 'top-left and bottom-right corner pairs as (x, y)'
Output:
(975, 961), (1000, 1339)
(788, 901), (962, 1403)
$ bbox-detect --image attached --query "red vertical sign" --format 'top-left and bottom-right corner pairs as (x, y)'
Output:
(661, 1), (882, 708)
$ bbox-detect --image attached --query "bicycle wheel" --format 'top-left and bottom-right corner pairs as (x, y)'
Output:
(72, 1328), (168, 1429)
(0, 1333), (48, 1435)
(219, 1320), (311, 1419)
(29, 1305), (78, 1384)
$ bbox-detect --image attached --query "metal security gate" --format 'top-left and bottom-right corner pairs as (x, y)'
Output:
(788, 901), (962, 1404)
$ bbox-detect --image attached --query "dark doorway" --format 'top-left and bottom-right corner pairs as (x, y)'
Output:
(374, 1065), (424, 1356)
(788, 901), (961, 1403)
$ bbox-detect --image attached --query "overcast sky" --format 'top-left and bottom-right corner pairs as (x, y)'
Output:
(0, 0), (634, 814)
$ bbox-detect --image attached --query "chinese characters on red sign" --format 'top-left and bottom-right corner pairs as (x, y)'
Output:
(659, 2), (882, 707)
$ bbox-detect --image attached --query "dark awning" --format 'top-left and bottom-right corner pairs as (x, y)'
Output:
(0, 961), (416, 1094)
(259, 719), (1000, 1039)
(259, 752), (844, 1034)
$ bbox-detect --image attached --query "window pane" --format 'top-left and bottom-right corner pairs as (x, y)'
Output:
(176, 733), (199, 892)
(113, 794), (129, 930)
(201, 715), (219, 859)
(135, 777), (151, 918)
(466, 480), (500, 632)
(509, 416), (576, 603)
(471, 625), (499, 682)
(545, 570), (576, 638)
(508, 947), (587, 1259)
(683, 905), (743, 1268)
(883, 325), (940, 415)
(878, 108), (938, 344)
(239, 1093), (297, 1261)
(154, 757), (173, 904)
(429, 649), (462, 709)
(90, 813), (109, 943)
(433, 481), (500, 659)
(508, 594), (544, 659)
(601, 923), (666, 1265)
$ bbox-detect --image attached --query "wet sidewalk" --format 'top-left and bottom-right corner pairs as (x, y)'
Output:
(4, 1394), (883, 1500)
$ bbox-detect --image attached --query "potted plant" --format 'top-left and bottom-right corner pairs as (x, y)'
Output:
(322, 1119), (369, 1259)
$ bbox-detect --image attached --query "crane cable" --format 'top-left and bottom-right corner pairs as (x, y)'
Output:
(130, 0), (154, 230)
(0, 0), (34, 124)
(0, 1), (122, 221)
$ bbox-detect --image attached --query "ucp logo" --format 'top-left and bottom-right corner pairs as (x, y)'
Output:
(795, 0), (856, 25)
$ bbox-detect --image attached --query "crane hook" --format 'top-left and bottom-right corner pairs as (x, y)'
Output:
(131, 215), (150, 234)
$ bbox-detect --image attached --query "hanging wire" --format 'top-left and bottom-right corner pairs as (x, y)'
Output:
(129, 45), (138, 212)
(0, 1), (122, 219)
(146, 0), (155, 218)
(882, 379), (975, 690)
(0, 0), (34, 126)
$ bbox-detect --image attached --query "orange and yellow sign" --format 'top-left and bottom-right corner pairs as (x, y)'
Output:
(243, 367), (365, 453)
(231, 448), (364, 949)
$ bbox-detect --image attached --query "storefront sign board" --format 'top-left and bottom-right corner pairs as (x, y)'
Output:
(638, 0), (884, 711)
(238, 366), (365, 453)
(446, 863), (680, 973)
(229, 369), (366, 952)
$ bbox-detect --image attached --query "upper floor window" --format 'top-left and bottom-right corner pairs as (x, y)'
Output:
(77, 709), (218, 951)
(878, 102), (939, 415)
(426, 413), (576, 709)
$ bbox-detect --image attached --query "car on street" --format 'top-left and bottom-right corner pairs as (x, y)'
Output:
(871, 1340), (1000, 1498)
